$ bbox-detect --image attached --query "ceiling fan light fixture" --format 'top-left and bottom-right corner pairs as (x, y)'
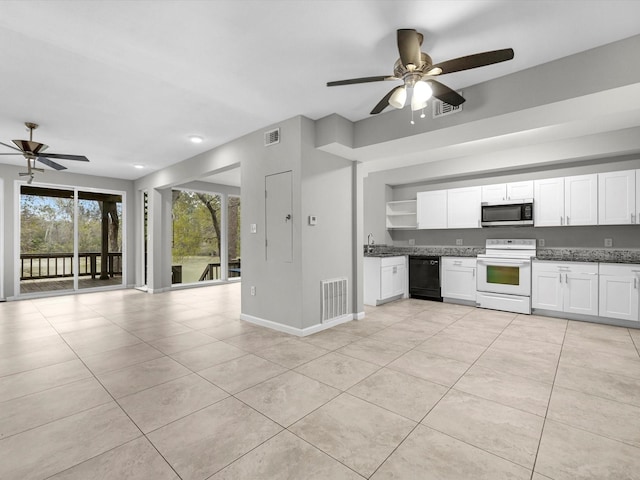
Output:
(426, 66), (443, 76)
(413, 80), (433, 102)
(189, 135), (203, 144)
(389, 86), (407, 109)
(134, 164), (145, 169)
(411, 81), (432, 111)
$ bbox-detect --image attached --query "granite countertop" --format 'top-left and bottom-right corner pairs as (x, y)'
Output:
(365, 245), (640, 264)
(535, 248), (640, 264)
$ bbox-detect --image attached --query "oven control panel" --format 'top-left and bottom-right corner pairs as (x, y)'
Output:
(486, 239), (536, 249)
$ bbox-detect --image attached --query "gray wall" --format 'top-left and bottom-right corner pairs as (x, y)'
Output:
(240, 116), (304, 328)
(241, 116), (355, 331)
(300, 117), (354, 328)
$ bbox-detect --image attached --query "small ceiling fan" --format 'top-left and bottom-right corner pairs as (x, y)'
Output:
(327, 29), (514, 115)
(0, 122), (90, 183)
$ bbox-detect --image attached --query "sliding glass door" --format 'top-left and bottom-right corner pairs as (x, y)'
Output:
(19, 185), (124, 295)
(20, 186), (75, 294)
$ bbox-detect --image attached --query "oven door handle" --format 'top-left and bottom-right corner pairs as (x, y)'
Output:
(477, 259), (530, 266)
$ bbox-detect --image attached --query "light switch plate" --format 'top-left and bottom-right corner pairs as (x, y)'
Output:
(604, 238), (613, 247)
(250, 224), (257, 234)
(456, 239), (463, 246)
(539, 239), (545, 247)
(308, 215), (317, 226)
(408, 239), (415, 246)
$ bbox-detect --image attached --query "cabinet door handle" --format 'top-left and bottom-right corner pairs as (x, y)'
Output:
(472, 268), (476, 278)
(567, 216), (570, 225)
(559, 273), (562, 283)
(634, 277), (637, 289)
(632, 213), (636, 224)
(560, 216), (563, 226)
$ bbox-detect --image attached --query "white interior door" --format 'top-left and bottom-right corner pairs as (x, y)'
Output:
(265, 171), (293, 263)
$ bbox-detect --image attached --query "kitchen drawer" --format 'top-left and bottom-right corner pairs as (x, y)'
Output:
(381, 256), (406, 267)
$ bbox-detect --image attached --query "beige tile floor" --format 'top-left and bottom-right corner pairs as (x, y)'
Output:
(1, 283), (640, 479)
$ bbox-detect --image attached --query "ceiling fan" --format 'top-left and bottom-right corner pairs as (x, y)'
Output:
(0, 122), (90, 183)
(327, 29), (514, 115)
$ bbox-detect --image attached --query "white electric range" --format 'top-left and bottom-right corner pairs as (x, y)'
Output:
(476, 239), (536, 314)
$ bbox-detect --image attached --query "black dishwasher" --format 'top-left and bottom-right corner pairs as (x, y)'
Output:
(409, 256), (442, 301)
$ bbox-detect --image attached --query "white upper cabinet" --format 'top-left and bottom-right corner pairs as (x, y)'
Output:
(636, 170), (640, 224)
(565, 174), (598, 226)
(416, 190), (447, 229)
(508, 181), (534, 200)
(447, 187), (482, 229)
(481, 181), (533, 202)
(481, 184), (507, 202)
(534, 177), (565, 226)
(534, 174), (597, 226)
(637, 170), (640, 224)
(598, 170), (637, 225)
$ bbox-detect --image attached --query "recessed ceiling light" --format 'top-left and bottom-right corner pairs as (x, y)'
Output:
(189, 135), (203, 144)
(134, 164), (144, 169)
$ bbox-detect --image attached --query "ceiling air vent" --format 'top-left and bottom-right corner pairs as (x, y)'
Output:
(264, 128), (280, 146)
(433, 92), (463, 119)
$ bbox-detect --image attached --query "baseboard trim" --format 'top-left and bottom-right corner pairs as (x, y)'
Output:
(240, 312), (355, 337)
(354, 311), (366, 320)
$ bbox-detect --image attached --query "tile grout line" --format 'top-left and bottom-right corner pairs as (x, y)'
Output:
(36, 305), (189, 479)
(367, 306), (525, 478)
(528, 315), (570, 480)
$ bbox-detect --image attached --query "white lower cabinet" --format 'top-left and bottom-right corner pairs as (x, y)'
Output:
(532, 261), (599, 316)
(364, 256), (407, 306)
(442, 257), (477, 302)
(599, 264), (640, 322)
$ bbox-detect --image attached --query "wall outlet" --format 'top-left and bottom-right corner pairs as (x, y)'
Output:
(456, 239), (463, 246)
(250, 286), (256, 296)
(539, 239), (545, 247)
(408, 238), (415, 246)
(604, 238), (613, 247)
(250, 224), (257, 234)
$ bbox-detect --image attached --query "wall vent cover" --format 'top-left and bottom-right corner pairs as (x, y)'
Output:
(264, 128), (280, 146)
(321, 277), (348, 323)
(433, 92), (463, 118)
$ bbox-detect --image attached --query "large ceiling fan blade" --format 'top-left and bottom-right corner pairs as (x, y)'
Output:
(397, 29), (423, 70)
(427, 80), (466, 106)
(429, 48), (514, 75)
(327, 76), (396, 87)
(1, 140), (23, 152)
(36, 157), (68, 171)
(36, 153), (89, 162)
(370, 86), (404, 115)
(0, 152), (24, 155)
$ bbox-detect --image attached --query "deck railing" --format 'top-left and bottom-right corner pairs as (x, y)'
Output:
(189, 259), (241, 283)
(20, 253), (122, 280)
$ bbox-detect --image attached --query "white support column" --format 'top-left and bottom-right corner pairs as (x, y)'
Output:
(353, 162), (365, 318)
(220, 193), (229, 280)
(147, 188), (173, 293)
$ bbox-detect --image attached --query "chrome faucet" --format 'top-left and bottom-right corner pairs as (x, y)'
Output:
(367, 233), (375, 254)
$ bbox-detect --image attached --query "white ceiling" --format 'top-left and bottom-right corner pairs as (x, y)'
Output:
(2, 1), (640, 184)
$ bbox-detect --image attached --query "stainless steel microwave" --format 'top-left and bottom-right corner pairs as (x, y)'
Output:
(481, 199), (534, 226)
